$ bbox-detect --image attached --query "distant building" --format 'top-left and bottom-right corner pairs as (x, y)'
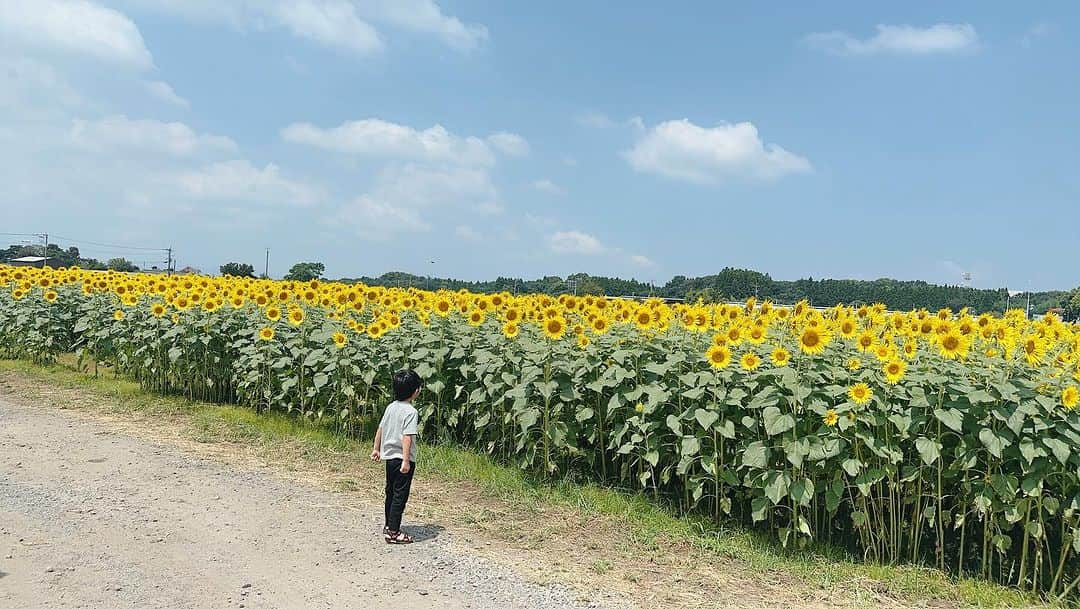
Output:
(8, 256), (62, 268)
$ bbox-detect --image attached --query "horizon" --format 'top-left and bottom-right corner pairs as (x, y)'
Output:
(2, 2), (1078, 292)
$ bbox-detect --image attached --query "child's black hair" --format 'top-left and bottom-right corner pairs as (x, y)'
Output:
(392, 368), (422, 401)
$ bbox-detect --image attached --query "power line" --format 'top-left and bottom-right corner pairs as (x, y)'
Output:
(48, 234), (167, 252)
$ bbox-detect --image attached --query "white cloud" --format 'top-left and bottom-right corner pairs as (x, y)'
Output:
(630, 254), (656, 268)
(361, 0), (488, 51)
(273, 1), (383, 56)
(144, 81), (190, 108)
(336, 164), (501, 240)
(549, 231), (605, 255)
(336, 196), (429, 240)
(68, 116), (236, 157)
(282, 118), (496, 166)
(533, 179), (565, 195)
(624, 119), (811, 184)
(0, 56), (84, 118)
(486, 131), (529, 157)
(119, 0), (485, 55)
(455, 225), (480, 241)
(172, 160), (321, 206)
(806, 23), (978, 56)
(0, 0), (153, 68)
(377, 164), (500, 212)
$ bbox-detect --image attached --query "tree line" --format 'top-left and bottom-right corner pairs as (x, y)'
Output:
(6, 243), (1074, 318)
(341, 266), (1078, 317)
(0, 243), (141, 272)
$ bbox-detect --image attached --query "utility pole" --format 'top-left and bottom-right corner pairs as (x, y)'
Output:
(264, 248), (270, 279)
(40, 232), (48, 268)
(166, 247), (173, 276)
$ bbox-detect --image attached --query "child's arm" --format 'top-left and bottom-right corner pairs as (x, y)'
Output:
(400, 435), (413, 473)
(370, 426), (383, 461)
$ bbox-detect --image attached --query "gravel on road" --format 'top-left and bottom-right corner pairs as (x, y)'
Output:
(0, 395), (626, 609)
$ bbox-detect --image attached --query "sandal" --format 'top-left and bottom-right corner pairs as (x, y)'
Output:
(385, 530), (413, 545)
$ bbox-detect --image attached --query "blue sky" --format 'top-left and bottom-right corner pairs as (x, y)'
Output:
(2, 1), (1077, 291)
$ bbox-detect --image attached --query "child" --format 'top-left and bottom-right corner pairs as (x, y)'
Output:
(370, 368), (421, 544)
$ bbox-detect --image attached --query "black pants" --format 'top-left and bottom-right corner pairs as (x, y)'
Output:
(384, 458), (415, 532)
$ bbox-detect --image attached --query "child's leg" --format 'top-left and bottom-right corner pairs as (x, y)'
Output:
(387, 462), (415, 532)
(384, 459), (398, 529)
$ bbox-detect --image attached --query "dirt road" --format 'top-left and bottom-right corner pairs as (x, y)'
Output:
(0, 395), (614, 609)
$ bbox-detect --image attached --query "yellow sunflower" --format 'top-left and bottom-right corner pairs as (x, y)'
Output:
(705, 345), (732, 370)
(823, 409), (839, 427)
(543, 316), (567, 340)
(1022, 335), (1048, 366)
(848, 383), (873, 405)
(43, 290), (58, 303)
(633, 308), (653, 330)
(332, 331), (347, 348)
(288, 307), (305, 326)
(467, 309), (485, 326)
(856, 331), (875, 353)
(503, 321), (520, 339)
(1063, 385), (1079, 410)
(770, 347), (790, 367)
(265, 306), (282, 322)
(798, 326), (830, 355)
(883, 359), (906, 385)
(938, 331), (968, 360)
(151, 303), (167, 318)
(740, 352), (762, 371)
(113, 310), (124, 321)
(258, 327), (275, 341)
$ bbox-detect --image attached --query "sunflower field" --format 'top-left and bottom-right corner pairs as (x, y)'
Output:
(3, 264), (1080, 598)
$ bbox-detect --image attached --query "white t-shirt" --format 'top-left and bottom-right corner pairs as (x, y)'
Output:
(379, 400), (418, 462)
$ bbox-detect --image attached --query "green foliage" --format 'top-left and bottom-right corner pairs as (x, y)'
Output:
(284, 262), (325, 282)
(3, 268), (1080, 602)
(107, 257), (140, 272)
(344, 267), (1068, 315)
(220, 262), (256, 278)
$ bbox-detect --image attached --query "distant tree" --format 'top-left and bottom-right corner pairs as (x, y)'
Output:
(1065, 288), (1080, 322)
(79, 258), (107, 270)
(106, 257), (139, 272)
(0, 245), (22, 263)
(220, 262), (256, 278)
(569, 274), (606, 296)
(284, 262), (325, 282)
(0, 243), (41, 263)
